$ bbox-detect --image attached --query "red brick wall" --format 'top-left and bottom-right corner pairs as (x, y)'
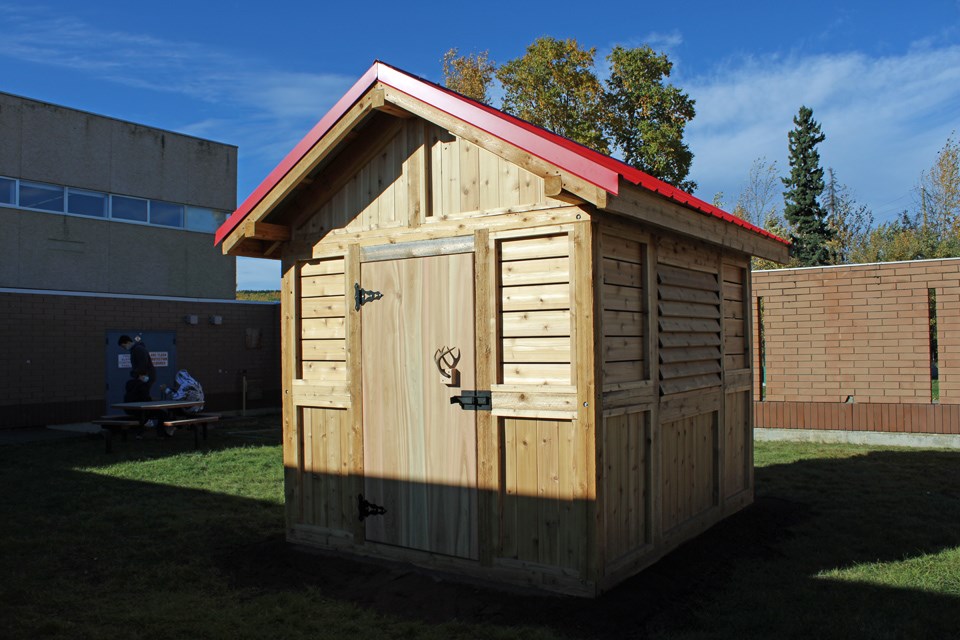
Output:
(0, 291), (280, 428)
(751, 259), (960, 433)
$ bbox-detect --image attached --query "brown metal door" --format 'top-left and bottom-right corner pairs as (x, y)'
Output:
(360, 253), (478, 559)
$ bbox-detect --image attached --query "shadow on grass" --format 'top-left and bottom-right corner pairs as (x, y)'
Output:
(224, 449), (960, 640)
(2, 428), (958, 639)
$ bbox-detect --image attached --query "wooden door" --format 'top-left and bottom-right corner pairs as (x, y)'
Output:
(360, 253), (478, 559)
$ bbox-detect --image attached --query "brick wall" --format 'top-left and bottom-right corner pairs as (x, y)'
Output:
(0, 290), (280, 428)
(751, 258), (960, 433)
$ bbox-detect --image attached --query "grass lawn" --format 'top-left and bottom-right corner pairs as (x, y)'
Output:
(1, 419), (958, 639)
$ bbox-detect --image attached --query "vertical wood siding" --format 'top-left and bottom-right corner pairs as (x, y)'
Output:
(500, 233), (573, 386)
(723, 390), (750, 497)
(427, 125), (548, 218)
(300, 407), (352, 531)
(601, 410), (651, 561)
(299, 125), (413, 236)
(661, 411), (718, 531)
(501, 417), (587, 570)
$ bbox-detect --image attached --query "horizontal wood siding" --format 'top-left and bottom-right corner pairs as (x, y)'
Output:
(661, 411), (718, 531)
(657, 262), (722, 396)
(501, 418), (586, 571)
(601, 235), (647, 387)
(722, 263), (748, 370)
(299, 257), (347, 384)
(300, 407), (353, 531)
(602, 411), (650, 561)
(499, 233), (572, 386)
(427, 124), (550, 219)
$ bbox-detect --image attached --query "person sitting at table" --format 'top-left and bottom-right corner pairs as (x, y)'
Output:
(162, 369), (205, 414)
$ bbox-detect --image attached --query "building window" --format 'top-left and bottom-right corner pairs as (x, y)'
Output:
(149, 200), (183, 227)
(0, 174), (227, 233)
(20, 180), (64, 212)
(111, 195), (148, 222)
(67, 188), (107, 217)
(0, 177), (15, 205)
(185, 206), (228, 233)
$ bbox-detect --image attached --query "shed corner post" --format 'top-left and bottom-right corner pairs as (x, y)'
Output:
(280, 255), (303, 536)
(345, 243), (366, 542)
(474, 227), (499, 566)
(572, 220), (603, 586)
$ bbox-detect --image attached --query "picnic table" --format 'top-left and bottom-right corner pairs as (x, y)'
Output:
(93, 400), (218, 452)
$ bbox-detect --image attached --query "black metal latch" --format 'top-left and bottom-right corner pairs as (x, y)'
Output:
(354, 283), (383, 311)
(450, 390), (492, 411)
(358, 494), (386, 521)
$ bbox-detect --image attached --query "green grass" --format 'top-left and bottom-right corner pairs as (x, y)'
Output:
(236, 290), (281, 302)
(2, 423), (959, 640)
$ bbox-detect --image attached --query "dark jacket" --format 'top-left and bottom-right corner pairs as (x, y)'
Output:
(130, 342), (156, 381)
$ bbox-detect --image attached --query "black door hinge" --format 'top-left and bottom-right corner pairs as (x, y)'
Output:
(358, 494), (386, 521)
(354, 283), (383, 310)
(449, 390), (492, 411)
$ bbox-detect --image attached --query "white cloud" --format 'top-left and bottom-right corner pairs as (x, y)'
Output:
(0, 4), (354, 164)
(685, 46), (960, 220)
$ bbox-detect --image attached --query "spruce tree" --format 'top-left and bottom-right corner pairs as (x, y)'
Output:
(782, 106), (834, 265)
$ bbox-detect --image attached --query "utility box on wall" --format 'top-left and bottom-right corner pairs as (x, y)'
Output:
(215, 62), (789, 596)
(105, 331), (177, 409)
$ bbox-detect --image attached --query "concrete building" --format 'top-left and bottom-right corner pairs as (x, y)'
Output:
(0, 91), (237, 297)
(0, 92), (280, 429)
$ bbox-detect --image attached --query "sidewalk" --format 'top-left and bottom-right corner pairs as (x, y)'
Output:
(0, 423), (99, 445)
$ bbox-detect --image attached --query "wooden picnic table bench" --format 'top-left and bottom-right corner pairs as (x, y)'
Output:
(92, 409), (220, 453)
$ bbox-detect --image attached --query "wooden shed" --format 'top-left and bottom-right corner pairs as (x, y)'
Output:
(216, 62), (789, 596)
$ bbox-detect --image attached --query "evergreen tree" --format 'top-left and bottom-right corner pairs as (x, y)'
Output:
(782, 106), (834, 265)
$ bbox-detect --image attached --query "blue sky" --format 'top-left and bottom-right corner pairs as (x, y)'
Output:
(2, 1), (959, 289)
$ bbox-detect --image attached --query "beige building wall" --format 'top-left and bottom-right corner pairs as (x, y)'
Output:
(0, 92), (237, 298)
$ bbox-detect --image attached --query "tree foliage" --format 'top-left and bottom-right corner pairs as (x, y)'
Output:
(603, 45), (697, 191)
(441, 49), (496, 103)
(448, 36), (697, 189)
(782, 106), (835, 266)
(824, 168), (874, 264)
(854, 135), (960, 263)
(496, 37), (608, 153)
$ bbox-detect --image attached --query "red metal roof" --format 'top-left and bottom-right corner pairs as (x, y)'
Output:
(215, 61), (787, 247)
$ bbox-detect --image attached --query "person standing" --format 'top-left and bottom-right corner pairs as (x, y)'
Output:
(118, 335), (156, 401)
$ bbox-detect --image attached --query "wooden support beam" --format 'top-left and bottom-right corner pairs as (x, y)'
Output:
(245, 221), (291, 242)
(544, 174), (608, 208)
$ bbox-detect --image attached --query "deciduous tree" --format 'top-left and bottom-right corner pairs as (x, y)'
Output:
(441, 49), (496, 103)
(496, 37), (608, 153)
(735, 157), (780, 227)
(603, 45), (696, 191)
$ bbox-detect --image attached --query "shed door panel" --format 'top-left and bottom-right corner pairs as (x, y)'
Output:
(361, 253), (478, 559)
